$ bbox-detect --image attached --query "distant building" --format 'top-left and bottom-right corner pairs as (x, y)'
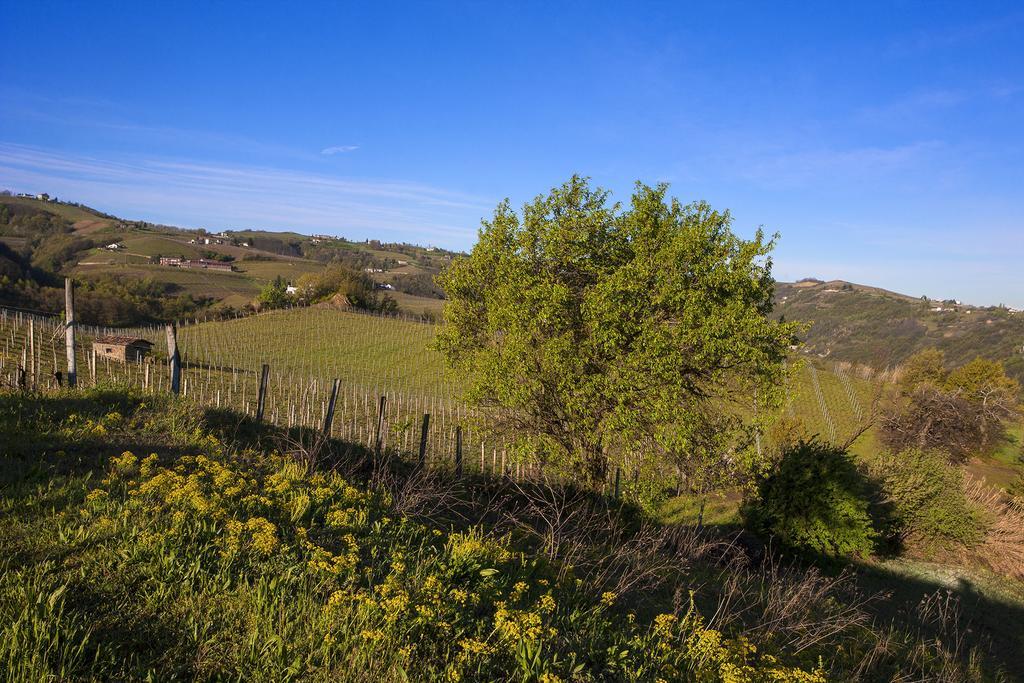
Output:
(376, 283), (394, 290)
(92, 336), (154, 363)
(286, 285), (298, 295)
(105, 243), (122, 250)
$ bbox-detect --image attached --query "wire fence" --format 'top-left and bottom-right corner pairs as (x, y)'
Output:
(0, 305), (555, 483)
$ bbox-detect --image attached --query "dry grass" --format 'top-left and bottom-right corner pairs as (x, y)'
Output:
(963, 476), (1024, 581)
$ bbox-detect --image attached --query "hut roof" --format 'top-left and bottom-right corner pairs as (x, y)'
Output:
(93, 335), (154, 347)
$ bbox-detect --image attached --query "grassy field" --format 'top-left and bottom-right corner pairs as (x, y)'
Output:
(3, 304), (1023, 679)
(3, 387), (1019, 680)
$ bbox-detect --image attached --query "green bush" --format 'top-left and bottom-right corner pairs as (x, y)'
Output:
(870, 449), (985, 553)
(742, 440), (877, 559)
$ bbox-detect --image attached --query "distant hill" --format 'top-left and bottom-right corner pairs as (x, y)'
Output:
(0, 196), (454, 320)
(775, 279), (1024, 385)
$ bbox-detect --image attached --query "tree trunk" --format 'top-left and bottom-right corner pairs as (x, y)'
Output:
(583, 443), (608, 490)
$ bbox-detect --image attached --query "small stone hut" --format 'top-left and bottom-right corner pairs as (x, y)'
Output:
(92, 336), (154, 363)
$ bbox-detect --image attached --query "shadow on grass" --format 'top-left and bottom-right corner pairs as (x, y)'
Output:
(849, 557), (1024, 681)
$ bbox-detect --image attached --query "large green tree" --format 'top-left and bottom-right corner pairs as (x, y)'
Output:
(435, 176), (798, 487)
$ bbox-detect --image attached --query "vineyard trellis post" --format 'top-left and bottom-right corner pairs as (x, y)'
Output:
(322, 378), (340, 436)
(28, 319), (34, 389)
(64, 278), (77, 388)
(418, 413), (430, 468)
(455, 425), (463, 477)
(166, 324), (181, 395)
(374, 395), (387, 456)
(256, 364), (270, 422)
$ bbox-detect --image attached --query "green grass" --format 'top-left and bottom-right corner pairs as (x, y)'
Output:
(117, 233), (204, 258)
(657, 492), (742, 527)
(179, 308), (451, 395)
(968, 424), (1024, 491)
(5, 387), (1022, 680)
(232, 258), (323, 282)
(0, 388), (837, 681)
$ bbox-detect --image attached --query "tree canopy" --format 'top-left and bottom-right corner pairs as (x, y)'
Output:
(435, 176), (798, 486)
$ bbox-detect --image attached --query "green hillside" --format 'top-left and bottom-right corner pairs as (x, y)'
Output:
(775, 279), (1024, 386)
(0, 197), (450, 319)
(0, 195), (116, 227)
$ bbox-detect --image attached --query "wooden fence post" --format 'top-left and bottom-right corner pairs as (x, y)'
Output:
(614, 466), (622, 500)
(322, 378), (340, 436)
(374, 395), (387, 456)
(455, 425), (463, 478)
(166, 324), (181, 395)
(256, 364), (270, 422)
(28, 319), (34, 389)
(418, 413), (430, 468)
(64, 278), (77, 388)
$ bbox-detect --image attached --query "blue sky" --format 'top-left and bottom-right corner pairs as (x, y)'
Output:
(1, 2), (1022, 306)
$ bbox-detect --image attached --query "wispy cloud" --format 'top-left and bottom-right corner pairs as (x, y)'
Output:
(885, 11), (1024, 58)
(729, 140), (949, 189)
(0, 143), (490, 247)
(321, 145), (359, 155)
(856, 88), (966, 124)
(0, 92), (316, 162)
